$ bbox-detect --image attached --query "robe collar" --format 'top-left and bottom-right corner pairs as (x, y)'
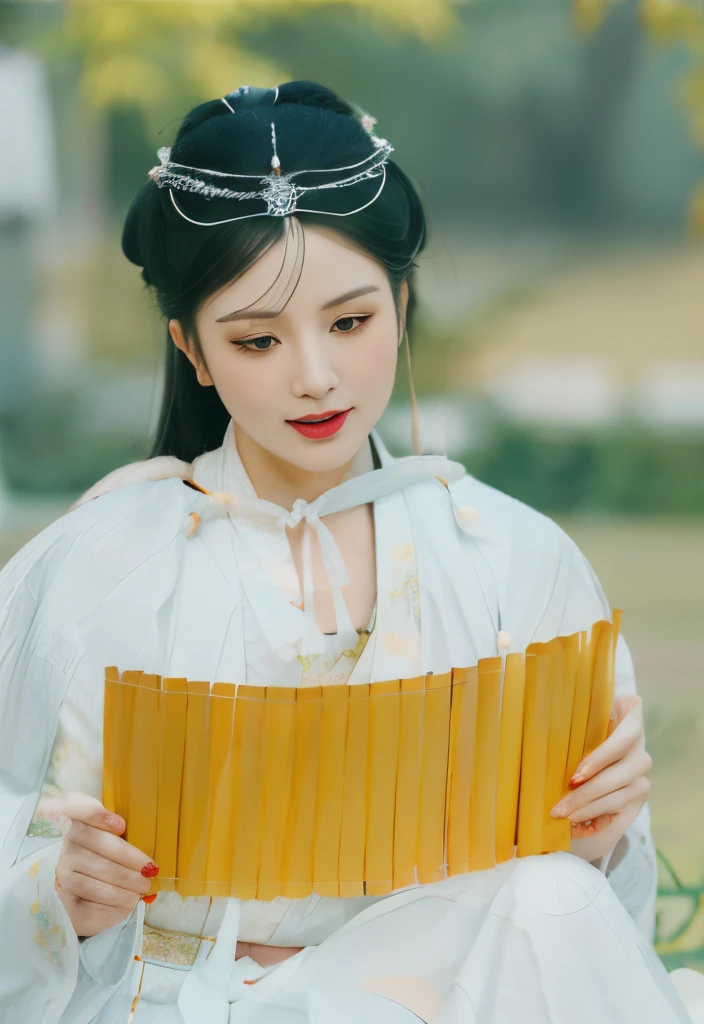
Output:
(190, 420), (465, 657)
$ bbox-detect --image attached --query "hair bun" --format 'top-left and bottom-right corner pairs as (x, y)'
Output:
(271, 81), (355, 117)
(222, 85), (278, 109)
(175, 82), (355, 150)
(220, 81), (354, 119)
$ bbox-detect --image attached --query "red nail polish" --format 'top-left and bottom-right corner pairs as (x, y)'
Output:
(568, 776), (587, 790)
(141, 893), (158, 904)
(140, 861), (159, 879)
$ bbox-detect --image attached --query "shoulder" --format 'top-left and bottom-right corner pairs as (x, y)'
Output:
(68, 456), (193, 513)
(451, 471), (610, 641)
(400, 458), (586, 579)
(450, 471), (606, 615)
(0, 476), (196, 608)
(447, 470), (577, 562)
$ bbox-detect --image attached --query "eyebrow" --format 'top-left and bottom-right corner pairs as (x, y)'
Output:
(215, 285), (380, 323)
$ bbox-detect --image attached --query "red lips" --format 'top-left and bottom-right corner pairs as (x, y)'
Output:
(287, 409), (352, 439)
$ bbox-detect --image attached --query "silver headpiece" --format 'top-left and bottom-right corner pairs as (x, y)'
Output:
(147, 88), (393, 226)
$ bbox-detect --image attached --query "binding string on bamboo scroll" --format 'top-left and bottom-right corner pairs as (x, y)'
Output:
(102, 614), (621, 901)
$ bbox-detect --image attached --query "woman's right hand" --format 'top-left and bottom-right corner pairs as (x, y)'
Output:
(55, 793), (157, 938)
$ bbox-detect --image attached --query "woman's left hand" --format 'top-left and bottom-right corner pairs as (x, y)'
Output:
(550, 693), (652, 862)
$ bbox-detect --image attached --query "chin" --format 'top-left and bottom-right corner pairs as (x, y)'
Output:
(282, 432), (367, 474)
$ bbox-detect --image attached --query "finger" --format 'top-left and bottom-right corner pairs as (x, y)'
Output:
(56, 867), (140, 911)
(567, 778), (650, 824)
(58, 891), (136, 937)
(63, 793), (125, 836)
(552, 748), (652, 817)
(65, 821), (153, 874)
(569, 698), (644, 785)
(570, 799), (646, 856)
(61, 844), (152, 896)
(611, 693), (641, 725)
(570, 813), (616, 836)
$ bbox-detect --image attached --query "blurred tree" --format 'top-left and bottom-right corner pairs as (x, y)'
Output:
(575, 0), (704, 232)
(41, 0), (457, 133)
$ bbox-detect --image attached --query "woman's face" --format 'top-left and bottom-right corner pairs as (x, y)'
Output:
(170, 220), (406, 474)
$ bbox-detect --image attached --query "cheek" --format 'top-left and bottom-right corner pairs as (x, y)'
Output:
(208, 350), (279, 414)
(349, 325), (398, 394)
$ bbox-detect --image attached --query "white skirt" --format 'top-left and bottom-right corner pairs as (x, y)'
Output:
(104, 852), (694, 1024)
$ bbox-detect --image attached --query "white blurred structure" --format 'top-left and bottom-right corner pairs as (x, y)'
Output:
(0, 44), (57, 513)
(483, 355), (620, 428)
(454, 243), (704, 434)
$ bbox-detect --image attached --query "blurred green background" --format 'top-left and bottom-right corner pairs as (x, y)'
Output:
(0, 0), (702, 969)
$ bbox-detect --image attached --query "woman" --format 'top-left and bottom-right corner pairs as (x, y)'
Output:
(0, 81), (696, 1023)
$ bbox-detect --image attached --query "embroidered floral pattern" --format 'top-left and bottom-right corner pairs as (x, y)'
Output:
(298, 628), (372, 688)
(30, 899), (66, 967)
(26, 730), (100, 839)
(27, 818), (63, 839)
(391, 543), (415, 564)
(390, 577), (421, 628)
(27, 794), (65, 839)
(141, 924), (203, 967)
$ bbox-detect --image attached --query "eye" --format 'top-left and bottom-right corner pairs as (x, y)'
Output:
(232, 335), (279, 352)
(332, 315), (371, 334)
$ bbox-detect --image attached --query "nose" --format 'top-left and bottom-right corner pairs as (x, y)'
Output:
(290, 337), (339, 400)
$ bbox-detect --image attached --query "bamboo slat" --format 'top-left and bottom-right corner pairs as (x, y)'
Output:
(257, 686), (297, 902)
(111, 669), (141, 825)
(393, 676), (425, 889)
(177, 681), (210, 897)
(230, 685), (266, 901)
(494, 654), (525, 864)
(339, 684), (370, 897)
(155, 677), (187, 884)
(468, 658), (502, 871)
(127, 673), (160, 859)
(205, 682), (236, 898)
(565, 631), (593, 783)
(417, 673), (452, 884)
(543, 642), (572, 853)
(313, 685), (348, 897)
(446, 666), (479, 876)
(365, 679), (400, 896)
(102, 666), (120, 814)
(516, 648), (552, 857)
(583, 621), (610, 758)
(283, 687), (322, 899)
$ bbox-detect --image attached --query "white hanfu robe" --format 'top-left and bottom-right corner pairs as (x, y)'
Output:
(0, 422), (696, 1023)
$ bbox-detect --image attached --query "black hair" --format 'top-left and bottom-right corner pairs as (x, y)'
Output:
(122, 81), (427, 463)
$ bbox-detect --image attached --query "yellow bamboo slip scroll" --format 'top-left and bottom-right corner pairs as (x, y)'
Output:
(103, 613), (621, 900)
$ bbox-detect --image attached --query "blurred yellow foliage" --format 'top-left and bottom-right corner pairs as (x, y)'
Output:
(575, 0), (704, 235)
(638, 0), (703, 39)
(573, 0), (622, 35)
(61, 0), (457, 129)
(574, 0), (702, 36)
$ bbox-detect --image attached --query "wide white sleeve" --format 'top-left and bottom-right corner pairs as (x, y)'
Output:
(0, 839), (142, 1024)
(67, 455), (192, 513)
(0, 479), (190, 1021)
(602, 634), (659, 942)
